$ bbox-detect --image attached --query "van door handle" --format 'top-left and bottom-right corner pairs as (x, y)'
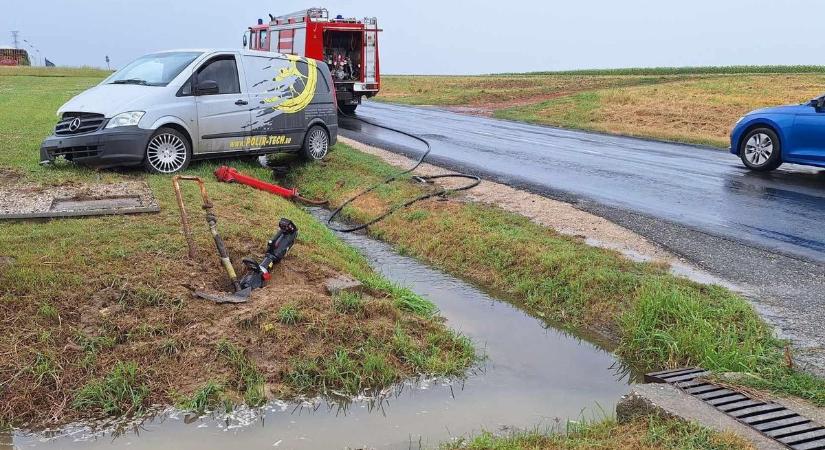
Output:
(235, 99), (248, 106)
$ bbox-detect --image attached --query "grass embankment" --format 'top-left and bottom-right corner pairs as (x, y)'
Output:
(0, 65), (111, 78)
(442, 416), (753, 450)
(379, 67), (825, 147)
(285, 143), (825, 406)
(0, 68), (475, 428)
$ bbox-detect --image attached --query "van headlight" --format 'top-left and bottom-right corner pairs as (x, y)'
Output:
(105, 111), (145, 129)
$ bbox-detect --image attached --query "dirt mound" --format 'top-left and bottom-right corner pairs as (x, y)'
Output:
(0, 236), (451, 429)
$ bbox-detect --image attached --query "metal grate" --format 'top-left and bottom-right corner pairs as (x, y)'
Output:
(55, 112), (106, 136)
(47, 145), (100, 159)
(646, 367), (825, 450)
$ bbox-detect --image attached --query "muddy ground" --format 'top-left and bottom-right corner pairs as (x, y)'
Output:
(0, 178), (472, 430)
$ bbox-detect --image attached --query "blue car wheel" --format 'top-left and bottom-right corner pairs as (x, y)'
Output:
(739, 127), (782, 172)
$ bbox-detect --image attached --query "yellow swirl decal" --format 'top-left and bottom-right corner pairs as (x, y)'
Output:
(263, 54), (317, 113)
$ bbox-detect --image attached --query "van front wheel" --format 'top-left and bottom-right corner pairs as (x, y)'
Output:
(143, 127), (191, 174)
(301, 125), (329, 161)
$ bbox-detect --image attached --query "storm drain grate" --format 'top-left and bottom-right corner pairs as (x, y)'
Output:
(646, 367), (825, 450)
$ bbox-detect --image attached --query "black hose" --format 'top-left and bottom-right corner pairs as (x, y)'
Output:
(328, 107), (481, 232)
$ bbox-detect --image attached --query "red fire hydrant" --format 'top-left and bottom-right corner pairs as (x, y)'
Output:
(214, 166), (298, 199)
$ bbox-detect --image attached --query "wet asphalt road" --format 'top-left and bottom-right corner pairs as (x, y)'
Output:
(340, 101), (825, 373)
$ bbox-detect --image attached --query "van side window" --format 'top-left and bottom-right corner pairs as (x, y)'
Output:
(178, 79), (192, 96)
(196, 56), (240, 95)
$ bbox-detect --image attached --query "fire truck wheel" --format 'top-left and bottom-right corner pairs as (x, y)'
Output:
(301, 125), (330, 161)
(339, 104), (357, 115)
(143, 127), (191, 174)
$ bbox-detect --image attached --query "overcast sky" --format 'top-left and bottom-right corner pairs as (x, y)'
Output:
(2, 0), (823, 74)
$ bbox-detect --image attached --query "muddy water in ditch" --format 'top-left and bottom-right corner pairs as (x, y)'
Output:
(7, 215), (633, 450)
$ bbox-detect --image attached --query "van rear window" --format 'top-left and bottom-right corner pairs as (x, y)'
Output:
(316, 67), (330, 93)
(243, 55), (316, 95)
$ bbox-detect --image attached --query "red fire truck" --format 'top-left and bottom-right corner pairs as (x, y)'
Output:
(246, 7), (380, 114)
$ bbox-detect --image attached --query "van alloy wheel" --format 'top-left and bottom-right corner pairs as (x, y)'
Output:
(744, 132), (773, 166)
(307, 127), (329, 160)
(147, 133), (188, 173)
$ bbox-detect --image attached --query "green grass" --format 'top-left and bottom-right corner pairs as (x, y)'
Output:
(496, 91), (601, 130)
(277, 304), (302, 325)
(378, 73), (668, 107)
(333, 291), (364, 315)
(216, 340), (267, 406)
(74, 332), (117, 370)
(442, 416), (752, 449)
(287, 143), (825, 405)
(380, 67), (825, 148)
(0, 66), (111, 78)
(72, 362), (150, 416)
(30, 352), (60, 386)
(513, 65), (825, 76)
(286, 330), (475, 396)
(392, 326), (477, 375)
(177, 381), (227, 414)
(0, 67), (476, 427)
(36, 302), (59, 322)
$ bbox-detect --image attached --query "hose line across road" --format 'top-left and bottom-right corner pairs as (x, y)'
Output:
(338, 101), (825, 375)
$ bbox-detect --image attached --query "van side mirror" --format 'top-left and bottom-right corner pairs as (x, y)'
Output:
(195, 80), (219, 96)
(243, 34), (248, 48)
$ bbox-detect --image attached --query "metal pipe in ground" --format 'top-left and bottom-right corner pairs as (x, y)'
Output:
(172, 175), (198, 258)
(172, 175), (241, 292)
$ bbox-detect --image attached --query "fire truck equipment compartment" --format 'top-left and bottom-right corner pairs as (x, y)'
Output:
(247, 7), (381, 113)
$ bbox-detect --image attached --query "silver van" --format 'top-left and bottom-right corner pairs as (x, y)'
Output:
(40, 49), (338, 174)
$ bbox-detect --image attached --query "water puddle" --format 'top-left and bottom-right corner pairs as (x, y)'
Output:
(6, 212), (633, 450)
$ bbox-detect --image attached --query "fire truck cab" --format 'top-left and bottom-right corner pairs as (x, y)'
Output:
(246, 7), (380, 114)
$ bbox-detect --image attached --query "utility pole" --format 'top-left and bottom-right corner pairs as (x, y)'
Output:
(11, 31), (19, 49)
(23, 39), (39, 66)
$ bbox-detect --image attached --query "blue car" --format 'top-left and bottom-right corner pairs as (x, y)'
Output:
(730, 97), (825, 171)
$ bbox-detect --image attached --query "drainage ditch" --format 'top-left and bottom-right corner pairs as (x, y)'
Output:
(5, 211), (633, 449)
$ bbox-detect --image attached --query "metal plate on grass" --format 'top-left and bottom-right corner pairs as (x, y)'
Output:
(51, 196), (143, 211)
(646, 367), (825, 449)
(0, 180), (159, 220)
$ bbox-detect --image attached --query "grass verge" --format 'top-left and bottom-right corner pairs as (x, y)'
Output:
(176, 381), (228, 414)
(284, 142), (825, 406)
(0, 68), (477, 428)
(72, 362), (150, 417)
(442, 416), (753, 450)
(509, 65), (825, 76)
(379, 69), (825, 147)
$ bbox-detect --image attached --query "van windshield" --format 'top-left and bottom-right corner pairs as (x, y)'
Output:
(106, 52), (202, 87)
